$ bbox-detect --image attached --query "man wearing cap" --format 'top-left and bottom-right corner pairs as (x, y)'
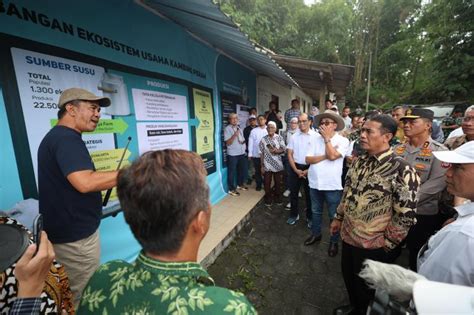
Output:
(244, 114), (258, 185)
(305, 110), (349, 257)
(248, 115), (268, 191)
(417, 141), (474, 286)
(393, 108), (448, 271)
(284, 99), (301, 128)
(38, 88), (118, 307)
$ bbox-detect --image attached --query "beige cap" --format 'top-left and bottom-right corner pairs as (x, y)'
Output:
(314, 110), (345, 131)
(58, 88), (111, 108)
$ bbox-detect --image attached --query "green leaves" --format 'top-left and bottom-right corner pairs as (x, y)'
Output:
(218, 0), (474, 105)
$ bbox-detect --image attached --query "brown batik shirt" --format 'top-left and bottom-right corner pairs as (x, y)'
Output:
(336, 149), (420, 250)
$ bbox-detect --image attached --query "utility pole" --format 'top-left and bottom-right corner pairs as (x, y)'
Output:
(366, 51), (372, 112)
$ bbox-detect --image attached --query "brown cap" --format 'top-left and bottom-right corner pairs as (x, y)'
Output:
(58, 88), (111, 108)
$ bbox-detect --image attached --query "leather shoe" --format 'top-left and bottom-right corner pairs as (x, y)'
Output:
(304, 234), (321, 246)
(328, 242), (338, 257)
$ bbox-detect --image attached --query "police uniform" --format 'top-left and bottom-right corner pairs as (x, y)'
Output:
(394, 108), (448, 271)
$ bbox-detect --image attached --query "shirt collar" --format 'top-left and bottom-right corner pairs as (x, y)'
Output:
(136, 252), (215, 285)
(455, 202), (474, 217)
(365, 148), (392, 163)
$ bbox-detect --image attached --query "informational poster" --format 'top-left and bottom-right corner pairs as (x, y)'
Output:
(136, 122), (189, 154)
(193, 89), (214, 155)
(192, 88), (216, 173)
(236, 104), (249, 130)
(132, 88), (188, 121)
(220, 92), (245, 165)
(10, 47), (116, 182)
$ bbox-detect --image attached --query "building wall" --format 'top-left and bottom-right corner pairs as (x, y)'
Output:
(0, 0), (257, 262)
(257, 75), (313, 128)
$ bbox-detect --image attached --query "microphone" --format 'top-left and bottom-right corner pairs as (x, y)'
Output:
(102, 136), (132, 207)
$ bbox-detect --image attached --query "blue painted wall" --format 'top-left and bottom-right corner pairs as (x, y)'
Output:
(0, 0), (257, 262)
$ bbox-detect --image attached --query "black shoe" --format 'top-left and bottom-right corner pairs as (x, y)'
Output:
(328, 242), (338, 257)
(333, 304), (354, 315)
(304, 234), (322, 246)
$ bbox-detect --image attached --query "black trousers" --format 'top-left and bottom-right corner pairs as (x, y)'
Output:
(341, 242), (390, 315)
(406, 214), (439, 271)
(288, 163), (311, 220)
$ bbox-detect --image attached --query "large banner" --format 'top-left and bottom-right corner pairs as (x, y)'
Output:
(9, 46), (217, 205)
(11, 47), (116, 183)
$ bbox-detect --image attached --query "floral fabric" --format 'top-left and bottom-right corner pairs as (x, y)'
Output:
(78, 252), (257, 315)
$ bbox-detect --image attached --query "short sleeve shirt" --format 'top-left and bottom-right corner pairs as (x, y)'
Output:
(38, 125), (102, 243)
(306, 133), (350, 190)
(287, 129), (316, 165)
(224, 124), (246, 156)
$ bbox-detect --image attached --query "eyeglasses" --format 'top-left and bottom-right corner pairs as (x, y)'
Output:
(463, 116), (473, 123)
(298, 120), (308, 123)
(320, 121), (335, 126)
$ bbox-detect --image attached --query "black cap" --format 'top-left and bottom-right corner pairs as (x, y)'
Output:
(401, 108), (434, 121)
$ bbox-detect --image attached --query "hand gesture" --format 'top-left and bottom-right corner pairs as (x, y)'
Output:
(319, 125), (331, 141)
(15, 231), (55, 298)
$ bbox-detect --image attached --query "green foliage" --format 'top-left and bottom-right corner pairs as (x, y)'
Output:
(217, 0), (474, 106)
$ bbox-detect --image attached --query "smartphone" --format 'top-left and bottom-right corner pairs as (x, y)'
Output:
(266, 144), (274, 149)
(32, 214), (43, 254)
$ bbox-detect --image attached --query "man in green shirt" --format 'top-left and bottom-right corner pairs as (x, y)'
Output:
(78, 150), (256, 315)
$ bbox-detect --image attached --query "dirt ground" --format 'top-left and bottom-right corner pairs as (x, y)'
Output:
(208, 196), (350, 315)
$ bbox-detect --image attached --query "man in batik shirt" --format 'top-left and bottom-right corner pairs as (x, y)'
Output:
(330, 115), (420, 315)
(78, 150), (256, 315)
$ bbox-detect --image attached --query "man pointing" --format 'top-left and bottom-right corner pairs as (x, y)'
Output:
(38, 88), (118, 308)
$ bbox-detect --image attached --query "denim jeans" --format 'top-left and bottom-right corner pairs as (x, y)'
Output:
(227, 154), (247, 191)
(310, 189), (342, 243)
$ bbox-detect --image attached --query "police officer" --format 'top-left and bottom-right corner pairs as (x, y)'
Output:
(394, 108), (447, 271)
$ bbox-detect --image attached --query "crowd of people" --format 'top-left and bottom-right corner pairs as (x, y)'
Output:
(1, 87), (473, 314)
(224, 99), (474, 314)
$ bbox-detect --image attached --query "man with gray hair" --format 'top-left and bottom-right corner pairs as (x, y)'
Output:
(224, 113), (248, 196)
(38, 88), (118, 307)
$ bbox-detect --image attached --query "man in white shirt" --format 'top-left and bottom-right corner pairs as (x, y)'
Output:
(286, 113), (315, 226)
(342, 106), (352, 130)
(305, 111), (350, 257)
(418, 141), (474, 286)
(248, 115), (268, 191)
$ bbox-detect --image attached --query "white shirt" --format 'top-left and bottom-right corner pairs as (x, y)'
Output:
(287, 129), (317, 165)
(343, 116), (352, 129)
(418, 202), (474, 286)
(447, 127), (464, 139)
(248, 126), (268, 158)
(306, 133), (350, 190)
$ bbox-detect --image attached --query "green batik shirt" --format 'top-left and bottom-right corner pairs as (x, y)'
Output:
(78, 252), (257, 315)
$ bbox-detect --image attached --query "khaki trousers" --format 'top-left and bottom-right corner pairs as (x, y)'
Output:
(53, 230), (100, 311)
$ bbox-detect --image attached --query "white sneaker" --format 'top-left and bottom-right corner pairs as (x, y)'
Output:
(298, 191), (302, 198)
(283, 189), (290, 197)
(285, 202), (291, 210)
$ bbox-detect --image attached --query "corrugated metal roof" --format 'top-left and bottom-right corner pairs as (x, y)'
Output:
(272, 54), (354, 99)
(137, 0), (297, 87)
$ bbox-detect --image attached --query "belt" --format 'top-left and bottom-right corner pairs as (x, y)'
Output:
(295, 163), (309, 171)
